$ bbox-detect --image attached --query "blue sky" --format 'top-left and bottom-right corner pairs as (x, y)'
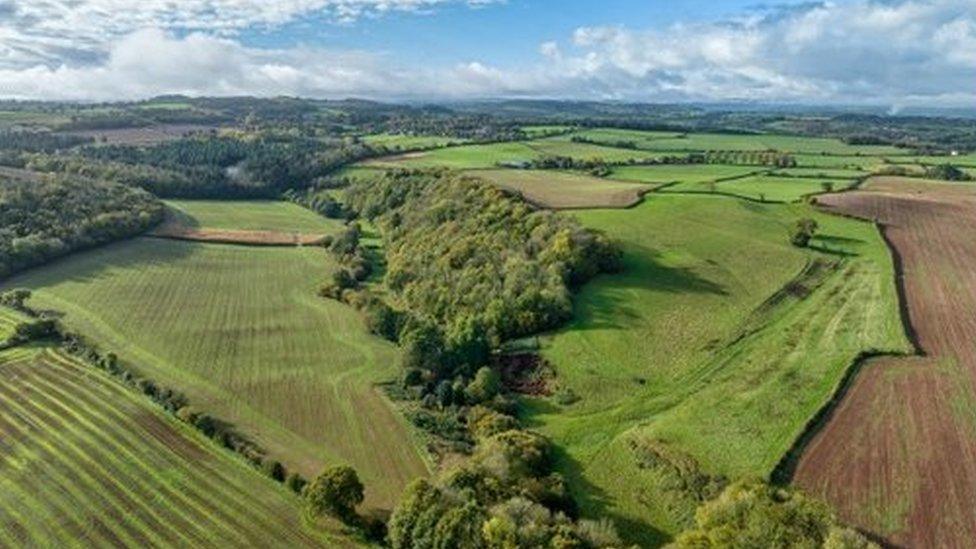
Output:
(244, 1), (816, 66)
(0, 0), (972, 106)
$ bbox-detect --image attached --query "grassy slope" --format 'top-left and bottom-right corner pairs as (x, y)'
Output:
(0, 344), (353, 547)
(523, 137), (664, 162)
(626, 133), (905, 155)
(165, 200), (346, 233)
(2, 239), (429, 509)
(523, 194), (910, 546)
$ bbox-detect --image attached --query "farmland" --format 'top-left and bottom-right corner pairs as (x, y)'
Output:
(795, 177), (976, 547)
(0, 344), (345, 547)
(704, 175), (857, 202)
(474, 169), (653, 209)
(362, 141), (539, 169)
(360, 133), (468, 150)
(165, 200), (345, 233)
(522, 193), (910, 545)
(2, 237), (429, 510)
(608, 164), (761, 184)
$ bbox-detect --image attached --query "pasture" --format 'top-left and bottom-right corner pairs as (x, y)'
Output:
(523, 137), (664, 162)
(523, 194), (909, 545)
(361, 142), (539, 169)
(710, 175), (856, 202)
(608, 164), (760, 184)
(0, 345), (347, 547)
(2, 238), (429, 510)
(619, 132), (906, 156)
(361, 133), (468, 150)
(474, 169), (653, 209)
(0, 307), (27, 342)
(796, 177), (976, 547)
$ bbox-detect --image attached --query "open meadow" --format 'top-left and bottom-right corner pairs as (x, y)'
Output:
(522, 193), (910, 545)
(0, 344), (350, 547)
(2, 236), (429, 510)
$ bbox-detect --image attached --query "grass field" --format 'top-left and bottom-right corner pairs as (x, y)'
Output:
(608, 164), (761, 184)
(792, 154), (888, 169)
(0, 344), (351, 547)
(522, 194), (910, 545)
(0, 308), (27, 342)
(709, 175), (856, 202)
(361, 141), (540, 169)
(561, 128), (684, 144)
(361, 133), (468, 150)
(165, 200), (345, 234)
(523, 137), (664, 162)
(600, 132), (907, 156)
(770, 167), (869, 179)
(2, 238), (429, 510)
(474, 169), (653, 209)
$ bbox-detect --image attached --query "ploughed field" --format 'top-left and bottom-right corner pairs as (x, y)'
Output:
(795, 177), (976, 547)
(3, 212), (429, 510)
(0, 344), (344, 547)
(521, 193), (910, 545)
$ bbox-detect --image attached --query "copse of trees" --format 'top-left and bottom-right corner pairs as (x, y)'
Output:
(338, 170), (620, 384)
(791, 219), (819, 248)
(0, 175), (163, 277)
(672, 480), (876, 548)
(0, 130), (92, 152)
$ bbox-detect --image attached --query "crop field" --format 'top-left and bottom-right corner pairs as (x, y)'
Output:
(523, 193), (909, 545)
(2, 238), (429, 510)
(521, 125), (575, 137)
(361, 141), (539, 169)
(361, 133), (468, 150)
(888, 153), (976, 167)
(795, 177), (976, 547)
(474, 169), (653, 209)
(705, 175), (855, 202)
(559, 128), (684, 143)
(607, 164), (761, 184)
(0, 344), (347, 547)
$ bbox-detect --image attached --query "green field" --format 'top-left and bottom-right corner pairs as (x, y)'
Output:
(792, 154), (888, 169)
(362, 141), (540, 169)
(524, 137), (665, 162)
(0, 307), (27, 342)
(521, 125), (575, 137)
(473, 169), (652, 209)
(0, 344), (352, 547)
(165, 200), (345, 233)
(770, 167), (869, 179)
(609, 164), (762, 184)
(2, 238), (429, 509)
(889, 153), (976, 167)
(524, 194), (910, 545)
(607, 132), (906, 156)
(361, 133), (468, 150)
(562, 128), (684, 143)
(710, 175), (855, 202)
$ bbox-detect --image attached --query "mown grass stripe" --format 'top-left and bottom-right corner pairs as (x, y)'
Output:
(31, 350), (319, 546)
(0, 397), (150, 548)
(11, 370), (253, 548)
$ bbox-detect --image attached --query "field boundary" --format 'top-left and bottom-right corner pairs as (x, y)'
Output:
(771, 215), (921, 486)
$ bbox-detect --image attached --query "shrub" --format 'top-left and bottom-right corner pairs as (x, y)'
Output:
(262, 459), (286, 482)
(791, 218), (819, 248)
(285, 472), (308, 494)
(466, 367), (502, 404)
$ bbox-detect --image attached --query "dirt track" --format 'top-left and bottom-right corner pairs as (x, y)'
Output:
(795, 177), (976, 547)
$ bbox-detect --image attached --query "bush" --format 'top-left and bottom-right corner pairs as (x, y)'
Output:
(466, 367), (502, 404)
(285, 472), (308, 494)
(262, 459), (286, 482)
(791, 218), (819, 248)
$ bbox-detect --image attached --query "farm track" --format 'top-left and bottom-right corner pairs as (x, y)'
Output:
(794, 177), (976, 547)
(0, 345), (334, 548)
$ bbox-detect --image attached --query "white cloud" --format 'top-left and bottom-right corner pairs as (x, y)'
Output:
(0, 0), (972, 106)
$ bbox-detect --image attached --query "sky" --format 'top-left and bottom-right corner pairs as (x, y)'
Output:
(0, 0), (973, 107)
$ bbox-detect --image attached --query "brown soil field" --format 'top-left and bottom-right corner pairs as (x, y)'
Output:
(64, 124), (221, 146)
(150, 219), (328, 246)
(795, 177), (976, 547)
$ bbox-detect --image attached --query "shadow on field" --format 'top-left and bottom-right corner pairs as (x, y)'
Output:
(553, 444), (671, 548)
(570, 243), (726, 331)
